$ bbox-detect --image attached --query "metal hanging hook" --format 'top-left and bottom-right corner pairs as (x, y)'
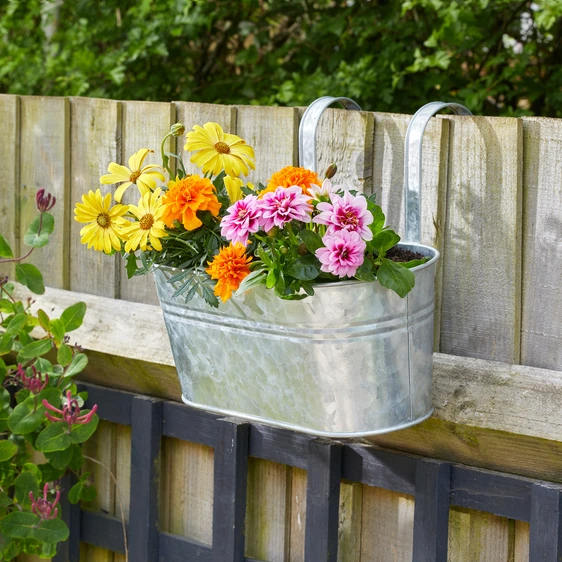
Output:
(298, 96), (362, 172)
(404, 101), (473, 244)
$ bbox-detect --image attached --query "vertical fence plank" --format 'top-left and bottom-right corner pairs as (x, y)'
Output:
(120, 101), (174, 305)
(304, 440), (342, 562)
(81, 420), (117, 562)
(371, 113), (450, 349)
(313, 108), (375, 193)
(19, 96), (70, 289)
(69, 97), (122, 297)
(212, 419), (250, 562)
(235, 105), (299, 186)
(520, 117), (562, 371)
(440, 116), (523, 363)
(360, 488), (415, 562)
(113, 424), (131, 562)
(514, 521), (530, 562)
(290, 467), (308, 562)
(338, 482), (363, 562)
(0, 94), (19, 280)
(412, 460), (450, 562)
(175, 101), (237, 176)
(529, 484), (562, 560)
(245, 460), (292, 562)
(128, 397), (162, 562)
(447, 508), (513, 562)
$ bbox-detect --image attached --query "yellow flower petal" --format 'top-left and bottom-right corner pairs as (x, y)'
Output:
(114, 182), (133, 203)
(128, 149), (152, 172)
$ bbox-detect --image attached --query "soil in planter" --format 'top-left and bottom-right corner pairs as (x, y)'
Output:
(386, 247), (426, 263)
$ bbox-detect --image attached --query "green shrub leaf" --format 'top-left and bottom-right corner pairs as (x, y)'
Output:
(0, 235), (14, 258)
(64, 353), (88, 377)
(16, 264), (45, 295)
(0, 441), (17, 462)
(70, 414), (99, 444)
(36, 422), (71, 453)
(23, 212), (55, 248)
(14, 471), (40, 506)
(45, 446), (74, 470)
(0, 511), (40, 539)
(33, 518), (69, 544)
(60, 302), (86, 332)
(18, 338), (53, 360)
(57, 343), (73, 367)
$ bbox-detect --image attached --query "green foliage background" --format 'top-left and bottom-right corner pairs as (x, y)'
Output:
(2, 0), (562, 117)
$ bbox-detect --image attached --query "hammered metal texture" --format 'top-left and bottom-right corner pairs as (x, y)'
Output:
(155, 243), (438, 437)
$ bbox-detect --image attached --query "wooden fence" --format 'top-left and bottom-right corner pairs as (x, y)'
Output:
(2, 93), (562, 561)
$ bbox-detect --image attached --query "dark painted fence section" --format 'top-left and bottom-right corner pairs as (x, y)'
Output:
(53, 383), (562, 562)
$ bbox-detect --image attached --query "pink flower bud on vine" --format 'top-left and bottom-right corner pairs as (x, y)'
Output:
(29, 484), (60, 520)
(43, 390), (98, 429)
(16, 364), (48, 394)
(36, 188), (56, 212)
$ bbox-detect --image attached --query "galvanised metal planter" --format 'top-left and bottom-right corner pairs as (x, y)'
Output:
(154, 97), (472, 438)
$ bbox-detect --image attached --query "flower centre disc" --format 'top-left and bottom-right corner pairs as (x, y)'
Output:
(140, 213), (154, 230)
(96, 213), (111, 228)
(215, 141), (231, 154)
(130, 170), (141, 182)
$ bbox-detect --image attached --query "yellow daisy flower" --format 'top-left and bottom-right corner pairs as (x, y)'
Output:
(100, 148), (165, 203)
(121, 189), (168, 253)
(185, 122), (255, 177)
(74, 189), (129, 253)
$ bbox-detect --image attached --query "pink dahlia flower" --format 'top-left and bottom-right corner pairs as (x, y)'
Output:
(309, 178), (340, 200)
(315, 230), (366, 278)
(313, 190), (374, 241)
(258, 186), (312, 232)
(221, 195), (262, 246)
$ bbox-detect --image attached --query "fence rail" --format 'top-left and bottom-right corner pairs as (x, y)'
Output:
(51, 383), (562, 562)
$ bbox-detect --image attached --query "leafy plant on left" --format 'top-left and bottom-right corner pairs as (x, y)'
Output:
(0, 190), (98, 560)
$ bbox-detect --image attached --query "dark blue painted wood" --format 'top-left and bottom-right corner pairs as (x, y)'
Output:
(342, 444), (416, 494)
(81, 510), (125, 553)
(158, 532), (212, 561)
(529, 484), (562, 561)
(249, 423), (310, 469)
(53, 473), (81, 562)
(412, 460), (450, 562)
(450, 466), (532, 521)
(162, 401), (218, 446)
(129, 396), (163, 562)
(304, 440), (342, 562)
(212, 419), (250, 562)
(80, 382), (133, 426)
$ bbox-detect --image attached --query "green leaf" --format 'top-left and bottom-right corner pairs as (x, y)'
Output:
(266, 268), (277, 289)
(64, 353), (88, 377)
(354, 259), (376, 282)
(34, 357), (53, 374)
(68, 444), (84, 471)
(70, 414), (99, 444)
(286, 254), (321, 281)
(0, 357), (6, 383)
(368, 203), (386, 235)
(8, 388), (60, 435)
(37, 309), (51, 332)
(14, 471), (39, 506)
(45, 446), (74, 470)
(33, 518), (69, 544)
(23, 212), (55, 248)
(299, 229), (324, 253)
(36, 422), (71, 453)
(16, 264), (45, 295)
(18, 338), (53, 360)
(0, 511), (40, 539)
(371, 230), (400, 255)
(401, 257), (430, 269)
(49, 319), (66, 344)
(0, 298), (14, 313)
(57, 343), (73, 367)
(37, 463), (65, 483)
(0, 333), (13, 354)
(235, 269), (266, 295)
(377, 258), (416, 298)
(0, 235), (14, 258)
(68, 474), (97, 504)
(42, 542), (58, 558)
(60, 302), (86, 332)
(126, 252), (138, 279)
(5, 313), (28, 336)
(0, 441), (17, 462)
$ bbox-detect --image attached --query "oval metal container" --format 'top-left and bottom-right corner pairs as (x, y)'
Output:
(155, 242), (438, 437)
(154, 97), (471, 437)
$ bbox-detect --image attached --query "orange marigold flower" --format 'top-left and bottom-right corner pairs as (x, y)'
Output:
(162, 175), (221, 231)
(206, 244), (252, 302)
(262, 166), (322, 196)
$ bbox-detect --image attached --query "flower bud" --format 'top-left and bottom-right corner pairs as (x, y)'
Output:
(324, 163), (337, 180)
(266, 226), (279, 238)
(297, 243), (308, 256)
(36, 188), (56, 212)
(280, 247), (289, 255)
(170, 123), (186, 137)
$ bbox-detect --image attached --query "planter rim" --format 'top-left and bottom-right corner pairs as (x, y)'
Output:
(156, 241), (439, 291)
